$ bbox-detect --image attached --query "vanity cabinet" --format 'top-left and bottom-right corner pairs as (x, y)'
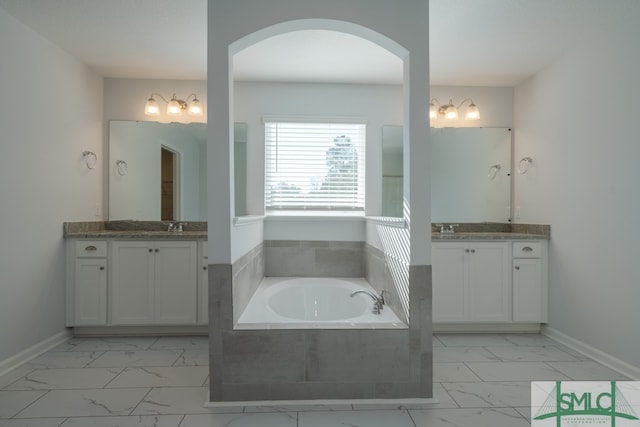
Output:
(111, 241), (198, 325)
(71, 241), (108, 325)
(512, 241), (548, 322)
(432, 242), (510, 323)
(432, 239), (548, 330)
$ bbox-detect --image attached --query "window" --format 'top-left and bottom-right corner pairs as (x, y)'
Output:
(265, 121), (366, 212)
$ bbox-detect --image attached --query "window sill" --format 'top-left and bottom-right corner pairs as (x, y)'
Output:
(364, 216), (408, 229)
(265, 211), (365, 222)
(233, 215), (266, 227)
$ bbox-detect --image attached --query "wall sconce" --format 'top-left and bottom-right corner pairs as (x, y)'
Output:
(82, 150), (97, 170)
(429, 98), (480, 121)
(144, 93), (203, 117)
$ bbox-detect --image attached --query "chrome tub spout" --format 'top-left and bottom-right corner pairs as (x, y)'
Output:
(350, 289), (384, 314)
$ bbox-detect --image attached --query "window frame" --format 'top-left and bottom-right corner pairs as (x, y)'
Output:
(263, 117), (366, 214)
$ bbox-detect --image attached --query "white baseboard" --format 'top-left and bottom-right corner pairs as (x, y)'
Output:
(433, 323), (542, 333)
(0, 329), (73, 376)
(72, 325), (208, 336)
(543, 326), (640, 380)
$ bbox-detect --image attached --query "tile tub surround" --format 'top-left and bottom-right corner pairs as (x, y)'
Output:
(264, 240), (364, 277)
(232, 243), (265, 324)
(208, 262), (433, 402)
(365, 244), (408, 324)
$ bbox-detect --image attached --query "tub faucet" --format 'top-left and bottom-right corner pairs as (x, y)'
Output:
(350, 290), (384, 314)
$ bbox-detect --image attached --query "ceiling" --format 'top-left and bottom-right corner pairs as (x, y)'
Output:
(0, 0), (628, 86)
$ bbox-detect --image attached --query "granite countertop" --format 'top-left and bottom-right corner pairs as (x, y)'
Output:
(63, 220), (208, 240)
(64, 230), (208, 239)
(431, 222), (550, 240)
(432, 232), (548, 240)
(64, 221), (550, 241)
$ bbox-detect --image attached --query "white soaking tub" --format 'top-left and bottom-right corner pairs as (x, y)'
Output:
(235, 277), (407, 330)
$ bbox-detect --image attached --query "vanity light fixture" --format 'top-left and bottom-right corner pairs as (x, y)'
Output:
(144, 93), (203, 117)
(429, 98), (480, 121)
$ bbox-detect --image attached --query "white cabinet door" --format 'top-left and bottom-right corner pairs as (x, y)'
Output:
(513, 258), (543, 322)
(74, 258), (107, 325)
(433, 241), (509, 323)
(468, 243), (510, 322)
(111, 242), (155, 325)
(154, 241), (197, 324)
(432, 244), (467, 322)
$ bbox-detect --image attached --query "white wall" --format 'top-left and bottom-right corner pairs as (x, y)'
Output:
(0, 8), (103, 361)
(514, 5), (640, 369)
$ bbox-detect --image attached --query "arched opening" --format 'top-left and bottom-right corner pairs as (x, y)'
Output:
(229, 19), (408, 218)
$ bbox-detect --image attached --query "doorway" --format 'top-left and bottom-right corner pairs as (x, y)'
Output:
(161, 146), (180, 220)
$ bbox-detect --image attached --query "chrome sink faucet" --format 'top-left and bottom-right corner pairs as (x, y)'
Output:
(167, 222), (185, 232)
(350, 289), (386, 314)
(436, 223), (459, 233)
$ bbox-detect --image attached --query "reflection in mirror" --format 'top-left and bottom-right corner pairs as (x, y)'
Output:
(381, 126), (512, 223)
(234, 123), (248, 216)
(109, 121), (248, 221)
(381, 126), (403, 217)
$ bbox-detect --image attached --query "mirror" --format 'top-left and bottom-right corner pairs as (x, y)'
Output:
(381, 126), (403, 217)
(109, 121), (248, 220)
(381, 126), (512, 222)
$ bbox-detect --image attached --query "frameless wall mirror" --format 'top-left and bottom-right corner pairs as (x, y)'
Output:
(381, 125), (404, 217)
(109, 121), (248, 221)
(381, 126), (512, 222)
(233, 122), (248, 216)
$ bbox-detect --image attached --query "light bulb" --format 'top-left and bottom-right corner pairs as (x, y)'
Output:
(188, 98), (203, 116)
(465, 103), (480, 120)
(144, 98), (160, 116)
(167, 98), (182, 116)
(444, 104), (459, 120)
(429, 103), (438, 119)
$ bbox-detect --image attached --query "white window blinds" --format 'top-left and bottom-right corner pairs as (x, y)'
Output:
(265, 121), (366, 211)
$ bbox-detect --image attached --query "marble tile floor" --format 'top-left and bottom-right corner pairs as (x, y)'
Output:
(0, 334), (629, 427)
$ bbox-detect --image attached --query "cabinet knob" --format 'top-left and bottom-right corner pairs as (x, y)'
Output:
(465, 249), (470, 253)
(202, 266), (207, 270)
(100, 266), (105, 271)
(148, 248), (153, 252)
(85, 245), (97, 251)
(155, 248), (159, 253)
(470, 249), (475, 253)
(515, 266), (520, 270)
(522, 246), (533, 252)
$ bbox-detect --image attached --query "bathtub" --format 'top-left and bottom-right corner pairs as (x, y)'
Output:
(235, 277), (407, 330)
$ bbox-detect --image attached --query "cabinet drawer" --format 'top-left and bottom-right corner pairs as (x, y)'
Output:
(75, 241), (107, 257)
(513, 241), (541, 258)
